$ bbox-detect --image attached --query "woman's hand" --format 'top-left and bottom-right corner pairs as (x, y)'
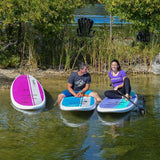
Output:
(114, 86), (119, 90)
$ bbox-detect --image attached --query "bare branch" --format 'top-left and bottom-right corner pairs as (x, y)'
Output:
(0, 41), (17, 52)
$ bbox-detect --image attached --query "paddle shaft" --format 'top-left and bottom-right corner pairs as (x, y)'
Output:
(117, 89), (145, 114)
(117, 90), (137, 106)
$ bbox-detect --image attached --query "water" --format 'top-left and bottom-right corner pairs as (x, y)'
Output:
(73, 4), (130, 27)
(1, 74), (160, 160)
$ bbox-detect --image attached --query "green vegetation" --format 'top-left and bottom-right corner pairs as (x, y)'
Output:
(98, 0), (160, 34)
(0, 0), (87, 69)
(0, 0), (160, 72)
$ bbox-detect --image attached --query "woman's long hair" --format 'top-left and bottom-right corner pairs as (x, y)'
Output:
(111, 59), (121, 71)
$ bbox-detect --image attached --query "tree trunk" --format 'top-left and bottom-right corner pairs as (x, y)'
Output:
(110, 14), (112, 41)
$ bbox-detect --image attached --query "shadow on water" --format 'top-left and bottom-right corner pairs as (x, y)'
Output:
(43, 89), (55, 111)
(59, 110), (94, 127)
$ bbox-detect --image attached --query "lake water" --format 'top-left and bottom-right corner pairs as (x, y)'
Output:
(0, 73), (160, 160)
(73, 4), (130, 27)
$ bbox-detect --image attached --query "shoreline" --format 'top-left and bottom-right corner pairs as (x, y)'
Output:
(0, 65), (151, 89)
(0, 68), (70, 89)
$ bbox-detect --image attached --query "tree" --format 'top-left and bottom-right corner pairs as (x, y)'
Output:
(0, 0), (87, 68)
(98, 0), (160, 34)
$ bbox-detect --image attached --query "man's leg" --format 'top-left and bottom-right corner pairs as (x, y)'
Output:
(57, 89), (73, 105)
(89, 91), (102, 103)
(57, 93), (65, 105)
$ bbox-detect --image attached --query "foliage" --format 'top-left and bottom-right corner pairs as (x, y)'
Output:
(0, 54), (10, 69)
(98, 0), (160, 33)
(0, 0), (86, 32)
(0, 0), (87, 68)
(10, 55), (20, 68)
(0, 1), (160, 71)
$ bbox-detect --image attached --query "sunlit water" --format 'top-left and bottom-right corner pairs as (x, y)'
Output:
(73, 4), (130, 27)
(0, 74), (160, 160)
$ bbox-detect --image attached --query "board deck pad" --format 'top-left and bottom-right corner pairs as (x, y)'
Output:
(60, 96), (96, 111)
(10, 75), (46, 110)
(97, 91), (138, 113)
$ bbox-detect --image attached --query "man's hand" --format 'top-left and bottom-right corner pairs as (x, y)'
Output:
(74, 92), (82, 97)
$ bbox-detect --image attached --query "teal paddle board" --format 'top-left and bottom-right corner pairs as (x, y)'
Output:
(60, 96), (96, 111)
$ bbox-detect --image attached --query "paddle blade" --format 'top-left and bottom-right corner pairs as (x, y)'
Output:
(140, 108), (145, 115)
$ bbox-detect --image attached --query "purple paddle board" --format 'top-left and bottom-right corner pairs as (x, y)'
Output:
(10, 75), (46, 110)
(97, 91), (138, 113)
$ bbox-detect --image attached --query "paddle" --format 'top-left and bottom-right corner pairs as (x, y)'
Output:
(117, 89), (145, 115)
(109, 83), (145, 115)
(80, 93), (88, 97)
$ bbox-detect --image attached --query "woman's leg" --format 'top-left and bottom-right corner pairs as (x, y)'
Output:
(123, 77), (131, 94)
(104, 90), (122, 99)
(119, 77), (131, 100)
(104, 78), (131, 99)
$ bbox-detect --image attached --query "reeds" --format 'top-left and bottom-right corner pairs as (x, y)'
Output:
(54, 26), (160, 73)
(1, 24), (160, 72)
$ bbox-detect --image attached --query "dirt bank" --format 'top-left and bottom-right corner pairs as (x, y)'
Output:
(0, 68), (70, 89)
(0, 64), (150, 89)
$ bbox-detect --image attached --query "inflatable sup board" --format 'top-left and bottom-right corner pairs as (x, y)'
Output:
(10, 75), (46, 110)
(97, 91), (138, 113)
(60, 96), (96, 111)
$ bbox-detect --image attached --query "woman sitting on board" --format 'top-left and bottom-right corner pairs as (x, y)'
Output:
(57, 62), (102, 105)
(104, 59), (132, 100)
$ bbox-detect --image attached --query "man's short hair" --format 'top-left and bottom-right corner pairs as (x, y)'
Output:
(78, 62), (87, 71)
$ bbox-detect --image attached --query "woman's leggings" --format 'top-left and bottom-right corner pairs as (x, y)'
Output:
(104, 77), (131, 99)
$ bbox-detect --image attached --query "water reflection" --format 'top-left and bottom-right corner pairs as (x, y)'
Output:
(151, 75), (160, 117)
(59, 111), (94, 127)
(97, 112), (132, 126)
(11, 105), (45, 115)
(1, 74), (160, 159)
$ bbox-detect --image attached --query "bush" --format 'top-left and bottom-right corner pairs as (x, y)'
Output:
(10, 55), (20, 68)
(0, 55), (10, 69)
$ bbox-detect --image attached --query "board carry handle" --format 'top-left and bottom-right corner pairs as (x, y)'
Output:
(79, 93), (88, 107)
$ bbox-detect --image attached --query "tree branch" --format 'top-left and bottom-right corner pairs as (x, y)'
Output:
(0, 41), (17, 52)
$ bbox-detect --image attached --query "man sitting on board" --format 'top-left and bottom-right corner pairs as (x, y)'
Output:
(57, 63), (102, 105)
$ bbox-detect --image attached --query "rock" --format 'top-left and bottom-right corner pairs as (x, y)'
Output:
(151, 53), (160, 74)
(132, 64), (149, 73)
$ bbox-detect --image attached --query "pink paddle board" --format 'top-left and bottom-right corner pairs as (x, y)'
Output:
(10, 75), (46, 110)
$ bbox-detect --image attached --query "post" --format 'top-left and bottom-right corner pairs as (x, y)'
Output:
(110, 13), (112, 41)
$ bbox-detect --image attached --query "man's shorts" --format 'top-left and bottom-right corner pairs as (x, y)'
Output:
(62, 89), (93, 97)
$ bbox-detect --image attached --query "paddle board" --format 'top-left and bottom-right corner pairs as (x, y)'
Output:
(97, 91), (138, 113)
(60, 96), (96, 111)
(10, 75), (46, 110)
